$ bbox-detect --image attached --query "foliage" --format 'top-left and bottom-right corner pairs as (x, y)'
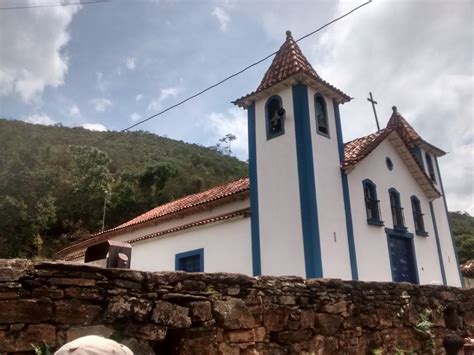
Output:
(413, 308), (435, 354)
(449, 211), (474, 264)
(0, 119), (247, 259)
(32, 342), (52, 355)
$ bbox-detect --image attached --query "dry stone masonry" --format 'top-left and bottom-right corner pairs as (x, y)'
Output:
(0, 259), (472, 354)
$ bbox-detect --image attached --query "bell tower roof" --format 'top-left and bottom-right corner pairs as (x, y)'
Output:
(234, 30), (351, 108)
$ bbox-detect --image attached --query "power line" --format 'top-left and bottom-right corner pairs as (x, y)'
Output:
(118, 0), (372, 134)
(0, 0), (109, 10)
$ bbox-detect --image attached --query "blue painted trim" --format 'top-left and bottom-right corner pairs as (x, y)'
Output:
(385, 228), (420, 284)
(388, 187), (407, 231)
(429, 201), (447, 285)
(362, 179), (384, 225)
(434, 157), (464, 286)
(265, 95), (285, 140)
(247, 102), (262, 276)
(292, 84), (323, 278)
(334, 101), (358, 280)
(175, 248), (204, 272)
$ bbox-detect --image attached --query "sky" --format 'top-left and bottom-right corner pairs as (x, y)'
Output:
(0, 0), (472, 214)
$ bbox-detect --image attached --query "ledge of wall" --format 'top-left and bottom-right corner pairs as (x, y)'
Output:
(0, 259), (472, 354)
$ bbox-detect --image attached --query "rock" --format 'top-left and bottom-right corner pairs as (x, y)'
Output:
(263, 305), (290, 332)
(0, 259), (32, 282)
(279, 295), (296, 305)
(121, 337), (155, 355)
(226, 329), (256, 343)
(190, 301), (213, 322)
(107, 296), (152, 321)
(49, 278), (96, 286)
(0, 324), (55, 352)
(66, 325), (113, 342)
(322, 301), (347, 314)
(275, 329), (313, 343)
(53, 300), (102, 325)
(0, 291), (19, 299)
(137, 324), (167, 341)
(213, 298), (255, 329)
(64, 287), (104, 301)
(227, 286), (240, 296)
(314, 314), (343, 336)
(0, 299), (52, 323)
(152, 300), (191, 328)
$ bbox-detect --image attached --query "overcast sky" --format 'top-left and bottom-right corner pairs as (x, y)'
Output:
(0, 0), (472, 214)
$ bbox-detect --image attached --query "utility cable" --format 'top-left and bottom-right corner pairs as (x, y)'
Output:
(117, 0), (372, 133)
(0, 0), (109, 10)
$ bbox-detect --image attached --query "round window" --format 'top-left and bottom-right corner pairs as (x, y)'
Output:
(386, 157), (393, 171)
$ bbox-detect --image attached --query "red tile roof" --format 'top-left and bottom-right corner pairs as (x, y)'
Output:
(234, 31), (350, 107)
(343, 129), (390, 169)
(256, 30), (320, 92)
(117, 177), (249, 230)
(57, 178), (250, 257)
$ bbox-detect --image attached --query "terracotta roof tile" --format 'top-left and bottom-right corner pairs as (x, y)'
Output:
(116, 177), (249, 230)
(256, 31), (320, 92)
(343, 129), (390, 168)
(57, 177), (250, 257)
(234, 31), (350, 107)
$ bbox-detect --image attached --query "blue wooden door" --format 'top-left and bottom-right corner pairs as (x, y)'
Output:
(388, 235), (418, 283)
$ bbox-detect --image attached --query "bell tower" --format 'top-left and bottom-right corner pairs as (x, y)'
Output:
(234, 31), (356, 279)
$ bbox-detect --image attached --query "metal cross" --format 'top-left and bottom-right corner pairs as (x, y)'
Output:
(367, 92), (380, 131)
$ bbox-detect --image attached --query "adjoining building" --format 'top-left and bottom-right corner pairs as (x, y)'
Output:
(58, 31), (463, 287)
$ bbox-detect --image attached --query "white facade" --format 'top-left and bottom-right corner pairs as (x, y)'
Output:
(254, 86), (306, 277)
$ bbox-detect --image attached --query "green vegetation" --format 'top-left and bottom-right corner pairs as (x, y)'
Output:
(0, 119), (247, 259)
(449, 211), (474, 264)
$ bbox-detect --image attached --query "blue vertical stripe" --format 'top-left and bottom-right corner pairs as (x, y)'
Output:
(429, 201), (447, 285)
(334, 101), (359, 280)
(292, 84), (323, 278)
(434, 158), (464, 286)
(247, 103), (262, 276)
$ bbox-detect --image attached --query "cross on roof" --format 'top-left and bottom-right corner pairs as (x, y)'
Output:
(367, 92), (380, 131)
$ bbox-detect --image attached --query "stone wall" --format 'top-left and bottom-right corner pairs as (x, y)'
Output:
(0, 259), (472, 354)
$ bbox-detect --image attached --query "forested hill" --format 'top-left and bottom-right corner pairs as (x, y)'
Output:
(0, 119), (248, 259)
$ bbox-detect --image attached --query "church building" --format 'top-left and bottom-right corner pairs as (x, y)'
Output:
(58, 31), (463, 287)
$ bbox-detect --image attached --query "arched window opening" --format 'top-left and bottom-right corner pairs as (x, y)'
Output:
(314, 94), (329, 136)
(265, 96), (285, 140)
(411, 196), (427, 236)
(425, 153), (436, 183)
(389, 188), (406, 231)
(363, 179), (382, 225)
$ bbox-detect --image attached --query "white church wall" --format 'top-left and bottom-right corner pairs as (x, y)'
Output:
(307, 87), (352, 279)
(431, 159), (462, 287)
(105, 198), (249, 245)
(129, 217), (252, 274)
(348, 139), (446, 285)
(420, 148), (461, 286)
(255, 86), (306, 277)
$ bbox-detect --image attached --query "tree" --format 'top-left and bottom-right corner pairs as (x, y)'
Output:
(218, 133), (237, 156)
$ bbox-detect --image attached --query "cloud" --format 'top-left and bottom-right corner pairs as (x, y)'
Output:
(68, 104), (81, 118)
(0, 1), (81, 102)
(136, 93), (144, 102)
(211, 7), (230, 32)
(96, 72), (108, 93)
(24, 113), (56, 126)
(82, 123), (107, 131)
(91, 98), (112, 112)
(126, 57), (136, 70)
(205, 107), (248, 160)
(309, 0), (473, 213)
(130, 112), (142, 122)
(147, 87), (181, 113)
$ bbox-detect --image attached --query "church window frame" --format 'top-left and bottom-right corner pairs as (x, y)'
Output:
(411, 196), (428, 236)
(314, 93), (330, 137)
(425, 153), (437, 183)
(175, 248), (204, 272)
(362, 179), (383, 226)
(265, 95), (285, 140)
(389, 188), (406, 231)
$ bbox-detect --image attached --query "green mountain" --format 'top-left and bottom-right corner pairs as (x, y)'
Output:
(0, 119), (248, 259)
(449, 211), (474, 264)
